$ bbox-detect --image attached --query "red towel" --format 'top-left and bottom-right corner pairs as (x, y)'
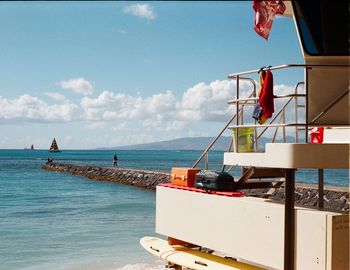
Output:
(259, 69), (274, 122)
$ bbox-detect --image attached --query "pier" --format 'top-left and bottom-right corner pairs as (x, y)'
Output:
(42, 163), (349, 213)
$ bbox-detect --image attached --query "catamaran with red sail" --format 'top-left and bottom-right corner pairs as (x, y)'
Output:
(49, 138), (60, 152)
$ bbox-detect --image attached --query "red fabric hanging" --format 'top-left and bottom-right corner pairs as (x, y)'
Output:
(259, 69), (274, 123)
(253, 0), (286, 40)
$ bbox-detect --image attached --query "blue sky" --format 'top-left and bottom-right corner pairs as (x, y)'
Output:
(0, 1), (304, 149)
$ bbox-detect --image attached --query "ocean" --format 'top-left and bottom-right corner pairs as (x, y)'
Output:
(0, 149), (348, 270)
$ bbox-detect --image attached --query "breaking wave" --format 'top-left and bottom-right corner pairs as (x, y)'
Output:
(116, 262), (166, 270)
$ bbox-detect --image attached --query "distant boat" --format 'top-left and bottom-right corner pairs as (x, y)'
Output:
(24, 144), (35, 150)
(49, 138), (60, 152)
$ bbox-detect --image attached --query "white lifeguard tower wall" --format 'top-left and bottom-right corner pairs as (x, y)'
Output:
(289, 1), (349, 127)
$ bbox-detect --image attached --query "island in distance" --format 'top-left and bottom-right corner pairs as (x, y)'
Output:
(96, 136), (293, 151)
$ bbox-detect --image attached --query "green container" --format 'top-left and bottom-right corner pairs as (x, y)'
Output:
(233, 127), (255, 152)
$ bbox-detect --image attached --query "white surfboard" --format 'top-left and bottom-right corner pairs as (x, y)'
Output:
(140, 236), (264, 270)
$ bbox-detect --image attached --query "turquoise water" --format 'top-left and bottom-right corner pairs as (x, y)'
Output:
(0, 150), (348, 270)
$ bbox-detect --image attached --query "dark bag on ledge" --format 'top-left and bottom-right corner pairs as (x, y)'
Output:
(194, 170), (235, 191)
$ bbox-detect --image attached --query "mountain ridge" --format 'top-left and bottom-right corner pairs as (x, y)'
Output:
(97, 136), (231, 151)
(97, 136), (294, 151)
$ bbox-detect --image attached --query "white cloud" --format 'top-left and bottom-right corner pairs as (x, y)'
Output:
(142, 119), (162, 131)
(146, 90), (176, 114)
(176, 80), (252, 121)
(77, 79), (256, 135)
(60, 77), (94, 96)
(79, 80), (254, 125)
(274, 84), (295, 95)
(80, 90), (176, 122)
(113, 122), (129, 131)
(45, 92), (67, 101)
(187, 130), (211, 138)
(123, 3), (156, 20)
(0, 79), (297, 142)
(72, 133), (158, 148)
(166, 121), (187, 131)
(0, 94), (78, 123)
(86, 122), (106, 130)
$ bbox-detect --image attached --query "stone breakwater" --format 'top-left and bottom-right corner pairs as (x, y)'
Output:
(42, 162), (170, 190)
(42, 163), (349, 212)
(246, 186), (349, 213)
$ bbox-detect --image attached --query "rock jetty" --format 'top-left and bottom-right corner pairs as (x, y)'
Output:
(42, 162), (169, 190)
(42, 163), (349, 212)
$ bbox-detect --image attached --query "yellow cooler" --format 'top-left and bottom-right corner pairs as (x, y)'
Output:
(233, 127), (255, 152)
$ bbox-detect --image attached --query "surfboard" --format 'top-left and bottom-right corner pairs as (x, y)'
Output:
(140, 236), (264, 270)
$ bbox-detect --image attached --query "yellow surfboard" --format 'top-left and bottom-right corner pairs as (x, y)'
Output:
(140, 236), (265, 270)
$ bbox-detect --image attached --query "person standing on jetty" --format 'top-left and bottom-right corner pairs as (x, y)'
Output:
(112, 154), (118, 167)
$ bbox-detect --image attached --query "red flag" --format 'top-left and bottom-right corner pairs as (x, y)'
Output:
(253, 0), (286, 40)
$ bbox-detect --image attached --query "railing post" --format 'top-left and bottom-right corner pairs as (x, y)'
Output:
(253, 85), (259, 152)
(305, 67), (309, 143)
(295, 84), (299, 143)
(318, 169), (324, 208)
(236, 75), (239, 153)
(192, 112), (237, 168)
(205, 152), (208, 170)
(257, 97), (294, 141)
(284, 169), (295, 270)
(282, 110), (286, 143)
(272, 115), (282, 143)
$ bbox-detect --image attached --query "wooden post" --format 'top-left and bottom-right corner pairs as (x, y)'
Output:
(284, 169), (295, 270)
(318, 169), (324, 208)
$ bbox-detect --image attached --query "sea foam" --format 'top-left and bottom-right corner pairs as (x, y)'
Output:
(116, 262), (166, 270)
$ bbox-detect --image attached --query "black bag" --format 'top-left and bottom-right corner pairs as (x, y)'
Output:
(195, 170), (235, 191)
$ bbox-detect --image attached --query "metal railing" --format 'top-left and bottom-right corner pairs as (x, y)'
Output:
(230, 82), (306, 145)
(193, 63), (349, 169)
(192, 78), (256, 169)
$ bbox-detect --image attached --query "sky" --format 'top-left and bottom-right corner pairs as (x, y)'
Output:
(0, 1), (304, 149)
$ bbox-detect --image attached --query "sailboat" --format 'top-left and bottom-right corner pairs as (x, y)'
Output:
(49, 138), (60, 152)
(24, 144), (35, 150)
